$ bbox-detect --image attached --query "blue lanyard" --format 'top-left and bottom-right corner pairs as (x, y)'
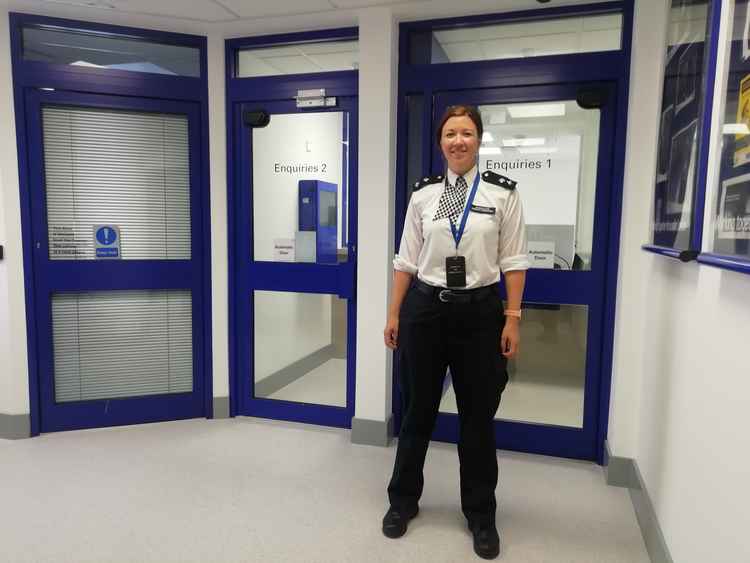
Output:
(449, 171), (481, 251)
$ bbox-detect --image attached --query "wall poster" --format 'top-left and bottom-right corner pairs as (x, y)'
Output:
(712, 0), (750, 260)
(651, 0), (711, 250)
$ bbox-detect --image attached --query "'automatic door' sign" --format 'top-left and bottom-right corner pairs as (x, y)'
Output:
(94, 225), (121, 259)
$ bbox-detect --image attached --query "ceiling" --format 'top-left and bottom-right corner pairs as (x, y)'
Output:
(15, 0), (432, 22)
(8, 0), (619, 25)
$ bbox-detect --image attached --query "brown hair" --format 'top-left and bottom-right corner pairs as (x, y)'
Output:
(435, 105), (483, 147)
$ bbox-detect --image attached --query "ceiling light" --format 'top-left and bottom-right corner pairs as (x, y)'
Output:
(518, 147), (559, 154)
(507, 104), (566, 119)
(723, 123), (750, 135)
(42, 0), (115, 7)
(502, 137), (545, 147)
(479, 147), (502, 155)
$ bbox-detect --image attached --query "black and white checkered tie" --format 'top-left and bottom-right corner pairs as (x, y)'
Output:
(433, 175), (468, 224)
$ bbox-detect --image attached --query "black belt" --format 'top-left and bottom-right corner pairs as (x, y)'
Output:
(413, 278), (498, 304)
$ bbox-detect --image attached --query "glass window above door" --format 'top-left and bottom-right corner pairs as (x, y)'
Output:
(22, 26), (201, 77)
(409, 13), (622, 64)
(237, 40), (359, 77)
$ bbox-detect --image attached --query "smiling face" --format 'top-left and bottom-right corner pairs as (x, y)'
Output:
(440, 115), (480, 176)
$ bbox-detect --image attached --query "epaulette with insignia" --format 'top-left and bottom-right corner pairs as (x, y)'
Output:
(481, 170), (517, 190)
(412, 174), (445, 191)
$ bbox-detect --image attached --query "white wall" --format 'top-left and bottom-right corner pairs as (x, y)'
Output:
(0, 10), (30, 416)
(0, 167), (11, 414)
(610, 1), (750, 561)
(206, 32), (229, 401)
(636, 262), (750, 562)
(607, 0), (666, 460)
(254, 291), (332, 382)
(354, 6), (398, 424)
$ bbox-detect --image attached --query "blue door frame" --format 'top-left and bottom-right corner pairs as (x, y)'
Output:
(233, 98), (358, 428)
(25, 91), (208, 433)
(225, 30), (359, 428)
(9, 13), (213, 435)
(430, 82), (617, 461)
(394, 2), (633, 463)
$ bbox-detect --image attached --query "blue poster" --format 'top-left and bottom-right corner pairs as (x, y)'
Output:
(651, 0), (710, 250)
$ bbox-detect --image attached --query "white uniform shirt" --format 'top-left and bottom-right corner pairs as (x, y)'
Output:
(393, 165), (530, 289)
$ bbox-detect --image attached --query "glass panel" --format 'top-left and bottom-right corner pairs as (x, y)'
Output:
(708, 0), (750, 259)
(439, 303), (587, 428)
(651, 0), (710, 249)
(52, 290), (193, 403)
(253, 291), (347, 408)
(237, 40), (358, 77)
(477, 100), (600, 270)
(409, 13), (622, 64)
(23, 26), (200, 77)
(43, 106), (191, 261)
(252, 111), (349, 264)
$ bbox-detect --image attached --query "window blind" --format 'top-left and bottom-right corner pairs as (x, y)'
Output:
(43, 106), (191, 260)
(52, 290), (193, 403)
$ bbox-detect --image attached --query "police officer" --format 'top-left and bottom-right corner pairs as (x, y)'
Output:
(382, 105), (528, 560)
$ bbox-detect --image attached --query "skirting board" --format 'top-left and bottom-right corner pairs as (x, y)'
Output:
(254, 344), (335, 398)
(351, 416), (393, 447)
(604, 441), (673, 563)
(0, 413), (31, 439)
(212, 397), (230, 419)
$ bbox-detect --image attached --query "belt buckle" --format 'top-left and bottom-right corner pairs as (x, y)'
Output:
(438, 289), (452, 303)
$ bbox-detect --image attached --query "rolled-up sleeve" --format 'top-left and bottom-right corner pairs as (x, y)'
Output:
(393, 196), (422, 274)
(498, 190), (530, 272)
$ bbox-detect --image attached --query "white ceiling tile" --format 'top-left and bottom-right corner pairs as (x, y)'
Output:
(440, 41), (483, 63)
(262, 54), (320, 74)
(306, 51), (358, 71)
(579, 29), (621, 51)
(105, 0), (237, 22)
(242, 44), (307, 57)
(302, 40), (358, 55)
(482, 34), (580, 59)
(329, 0), (404, 6)
(217, 0), (334, 19)
(433, 28), (475, 44)
(478, 17), (582, 40)
(237, 51), (286, 77)
(581, 13), (622, 32)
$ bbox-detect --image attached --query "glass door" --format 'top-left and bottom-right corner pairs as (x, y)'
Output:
(235, 97), (358, 427)
(428, 83), (616, 459)
(26, 89), (207, 432)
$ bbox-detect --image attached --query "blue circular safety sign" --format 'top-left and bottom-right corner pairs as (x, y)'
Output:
(96, 226), (117, 245)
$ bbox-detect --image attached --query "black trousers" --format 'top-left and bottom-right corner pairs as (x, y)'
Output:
(387, 284), (508, 526)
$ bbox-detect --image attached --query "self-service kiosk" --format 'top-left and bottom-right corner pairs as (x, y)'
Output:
(296, 180), (338, 264)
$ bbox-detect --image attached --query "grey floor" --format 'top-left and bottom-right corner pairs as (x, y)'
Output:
(0, 418), (649, 563)
(440, 374), (584, 428)
(265, 360), (585, 426)
(268, 359), (347, 407)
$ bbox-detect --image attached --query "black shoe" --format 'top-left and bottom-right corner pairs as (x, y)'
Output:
(470, 522), (500, 559)
(382, 506), (418, 538)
